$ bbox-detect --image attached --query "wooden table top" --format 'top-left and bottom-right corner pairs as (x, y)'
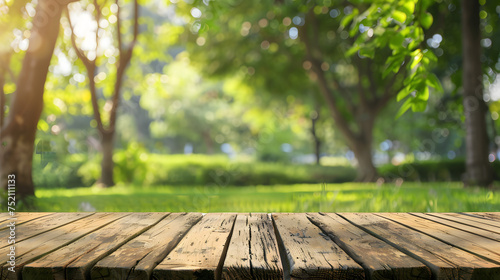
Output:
(1, 212), (500, 279)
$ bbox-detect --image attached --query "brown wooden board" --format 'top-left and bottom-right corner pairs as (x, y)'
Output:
(152, 213), (236, 280)
(0, 212), (92, 247)
(464, 212), (500, 222)
(91, 212), (203, 280)
(308, 213), (432, 280)
(427, 213), (500, 234)
(0, 213), (127, 280)
(0, 212), (53, 231)
(22, 212), (167, 280)
(454, 213), (500, 228)
(273, 213), (364, 279)
(412, 213), (500, 241)
(377, 213), (500, 264)
(340, 213), (500, 280)
(222, 214), (283, 280)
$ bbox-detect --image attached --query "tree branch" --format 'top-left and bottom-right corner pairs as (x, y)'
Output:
(109, 0), (139, 129)
(298, 10), (358, 144)
(66, 6), (104, 132)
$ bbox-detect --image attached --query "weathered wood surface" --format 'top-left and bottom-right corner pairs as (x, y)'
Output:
(152, 213), (236, 280)
(222, 214), (283, 280)
(308, 213), (431, 280)
(23, 213), (167, 280)
(273, 213), (364, 279)
(340, 213), (500, 280)
(0, 213), (127, 280)
(1, 212), (499, 280)
(0, 212), (52, 230)
(91, 212), (203, 280)
(0, 212), (91, 246)
(378, 213), (500, 263)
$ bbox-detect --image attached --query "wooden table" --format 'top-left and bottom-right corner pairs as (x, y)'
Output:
(1, 212), (500, 279)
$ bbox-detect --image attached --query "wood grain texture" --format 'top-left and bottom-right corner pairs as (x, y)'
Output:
(152, 213), (236, 280)
(22, 213), (167, 280)
(427, 213), (500, 235)
(0, 212), (53, 231)
(0, 212), (91, 247)
(308, 213), (431, 280)
(91, 212), (202, 280)
(448, 213), (500, 228)
(463, 212), (500, 222)
(222, 214), (283, 280)
(412, 213), (500, 242)
(0, 213), (126, 280)
(377, 213), (500, 263)
(273, 213), (365, 280)
(340, 213), (500, 280)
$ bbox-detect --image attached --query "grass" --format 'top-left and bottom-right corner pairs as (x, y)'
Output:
(24, 182), (500, 213)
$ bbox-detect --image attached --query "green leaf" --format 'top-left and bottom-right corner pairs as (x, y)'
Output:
(389, 33), (405, 50)
(340, 14), (355, 29)
(420, 12), (433, 29)
(426, 73), (443, 92)
(392, 10), (407, 23)
(417, 86), (430, 101)
(400, 1), (415, 15)
(359, 48), (375, 59)
(410, 50), (423, 69)
(411, 99), (427, 112)
(396, 98), (412, 118)
(383, 53), (406, 78)
(345, 45), (361, 57)
(396, 86), (411, 102)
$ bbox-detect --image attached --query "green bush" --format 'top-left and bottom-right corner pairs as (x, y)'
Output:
(34, 153), (357, 188)
(378, 158), (500, 182)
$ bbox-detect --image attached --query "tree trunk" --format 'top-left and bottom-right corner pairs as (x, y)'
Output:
(352, 142), (378, 182)
(461, 0), (493, 186)
(0, 0), (66, 198)
(352, 113), (378, 182)
(202, 130), (214, 154)
(311, 112), (321, 165)
(99, 130), (115, 187)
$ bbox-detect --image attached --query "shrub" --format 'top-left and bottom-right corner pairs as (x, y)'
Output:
(378, 158), (500, 182)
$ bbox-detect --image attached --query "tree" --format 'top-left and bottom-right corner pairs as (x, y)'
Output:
(460, 0), (493, 186)
(180, 0), (424, 181)
(1, 0), (77, 198)
(67, 0), (139, 187)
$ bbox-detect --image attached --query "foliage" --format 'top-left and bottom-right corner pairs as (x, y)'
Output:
(379, 158), (500, 182)
(26, 182), (500, 212)
(32, 153), (357, 188)
(345, 0), (442, 117)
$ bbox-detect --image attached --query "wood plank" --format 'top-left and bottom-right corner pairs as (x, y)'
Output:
(0, 213), (10, 224)
(308, 213), (432, 280)
(464, 212), (500, 221)
(272, 213), (364, 280)
(429, 213), (500, 234)
(222, 214), (283, 280)
(0, 212), (92, 247)
(456, 213), (500, 227)
(90, 212), (203, 280)
(340, 213), (500, 280)
(22, 212), (168, 280)
(412, 213), (500, 241)
(152, 213), (236, 280)
(377, 213), (500, 264)
(0, 213), (127, 280)
(0, 212), (53, 231)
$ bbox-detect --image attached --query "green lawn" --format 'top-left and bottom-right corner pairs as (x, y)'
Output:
(25, 182), (500, 212)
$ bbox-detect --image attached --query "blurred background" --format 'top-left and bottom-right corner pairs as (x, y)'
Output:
(0, 0), (499, 212)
